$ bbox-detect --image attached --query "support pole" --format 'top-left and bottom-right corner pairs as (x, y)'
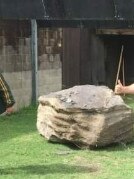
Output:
(31, 19), (38, 103)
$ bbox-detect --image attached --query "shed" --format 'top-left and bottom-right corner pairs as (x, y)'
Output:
(1, 0), (134, 105)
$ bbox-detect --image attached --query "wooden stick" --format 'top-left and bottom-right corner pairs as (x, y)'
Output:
(122, 57), (125, 96)
(114, 45), (124, 91)
(122, 57), (125, 86)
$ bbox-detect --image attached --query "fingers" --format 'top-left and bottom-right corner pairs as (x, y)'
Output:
(115, 79), (123, 94)
(117, 79), (122, 86)
(6, 106), (14, 114)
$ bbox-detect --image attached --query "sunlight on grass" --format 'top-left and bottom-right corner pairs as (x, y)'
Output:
(123, 94), (134, 109)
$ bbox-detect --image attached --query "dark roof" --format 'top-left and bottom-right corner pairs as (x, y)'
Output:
(1, 0), (134, 28)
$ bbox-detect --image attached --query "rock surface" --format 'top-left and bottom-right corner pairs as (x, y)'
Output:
(37, 85), (134, 148)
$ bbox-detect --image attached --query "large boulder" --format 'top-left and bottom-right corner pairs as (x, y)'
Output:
(37, 85), (134, 148)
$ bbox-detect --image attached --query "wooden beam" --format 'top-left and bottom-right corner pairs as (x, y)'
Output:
(96, 29), (134, 35)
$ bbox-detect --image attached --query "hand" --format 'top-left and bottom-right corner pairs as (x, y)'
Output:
(115, 80), (124, 94)
(6, 106), (14, 115)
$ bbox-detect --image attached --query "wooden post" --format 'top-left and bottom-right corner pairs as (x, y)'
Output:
(31, 19), (38, 103)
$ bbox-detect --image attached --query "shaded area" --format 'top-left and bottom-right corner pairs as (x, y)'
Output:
(0, 163), (99, 175)
(0, 105), (37, 143)
(0, 0), (134, 28)
(1, 0), (134, 20)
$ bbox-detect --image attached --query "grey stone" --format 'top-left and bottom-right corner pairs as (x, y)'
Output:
(37, 85), (134, 148)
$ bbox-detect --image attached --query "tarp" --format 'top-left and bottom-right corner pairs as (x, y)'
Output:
(0, 0), (134, 28)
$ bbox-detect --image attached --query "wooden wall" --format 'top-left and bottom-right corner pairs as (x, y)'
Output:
(62, 28), (81, 88)
(62, 28), (134, 90)
(62, 28), (105, 89)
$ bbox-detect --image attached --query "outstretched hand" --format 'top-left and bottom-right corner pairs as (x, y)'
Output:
(6, 106), (14, 115)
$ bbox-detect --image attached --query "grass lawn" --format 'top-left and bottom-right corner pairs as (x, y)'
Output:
(0, 96), (134, 179)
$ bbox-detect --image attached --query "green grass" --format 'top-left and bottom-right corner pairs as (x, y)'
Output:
(0, 98), (134, 179)
(123, 94), (134, 108)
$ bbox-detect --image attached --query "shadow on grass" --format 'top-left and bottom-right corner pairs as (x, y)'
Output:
(49, 139), (134, 152)
(91, 141), (134, 152)
(0, 163), (99, 175)
(48, 140), (82, 151)
(0, 105), (38, 142)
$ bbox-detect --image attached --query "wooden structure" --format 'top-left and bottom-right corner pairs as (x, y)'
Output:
(62, 28), (134, 89)
(62, 29), (105, 88)
(1, 0), (134, 90)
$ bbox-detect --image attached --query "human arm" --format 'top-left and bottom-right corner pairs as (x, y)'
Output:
(0, 73), (15, 114)
(115, 79), (134, 94)
(6, 106), (14, 114)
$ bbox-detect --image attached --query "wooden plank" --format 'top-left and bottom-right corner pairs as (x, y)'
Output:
(96, 29), (134, 35)
(89, 31), (105, 85)
(62, 28), (80, 89)
(62, 28), (106, 88)
(79, 29), (92, 85)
